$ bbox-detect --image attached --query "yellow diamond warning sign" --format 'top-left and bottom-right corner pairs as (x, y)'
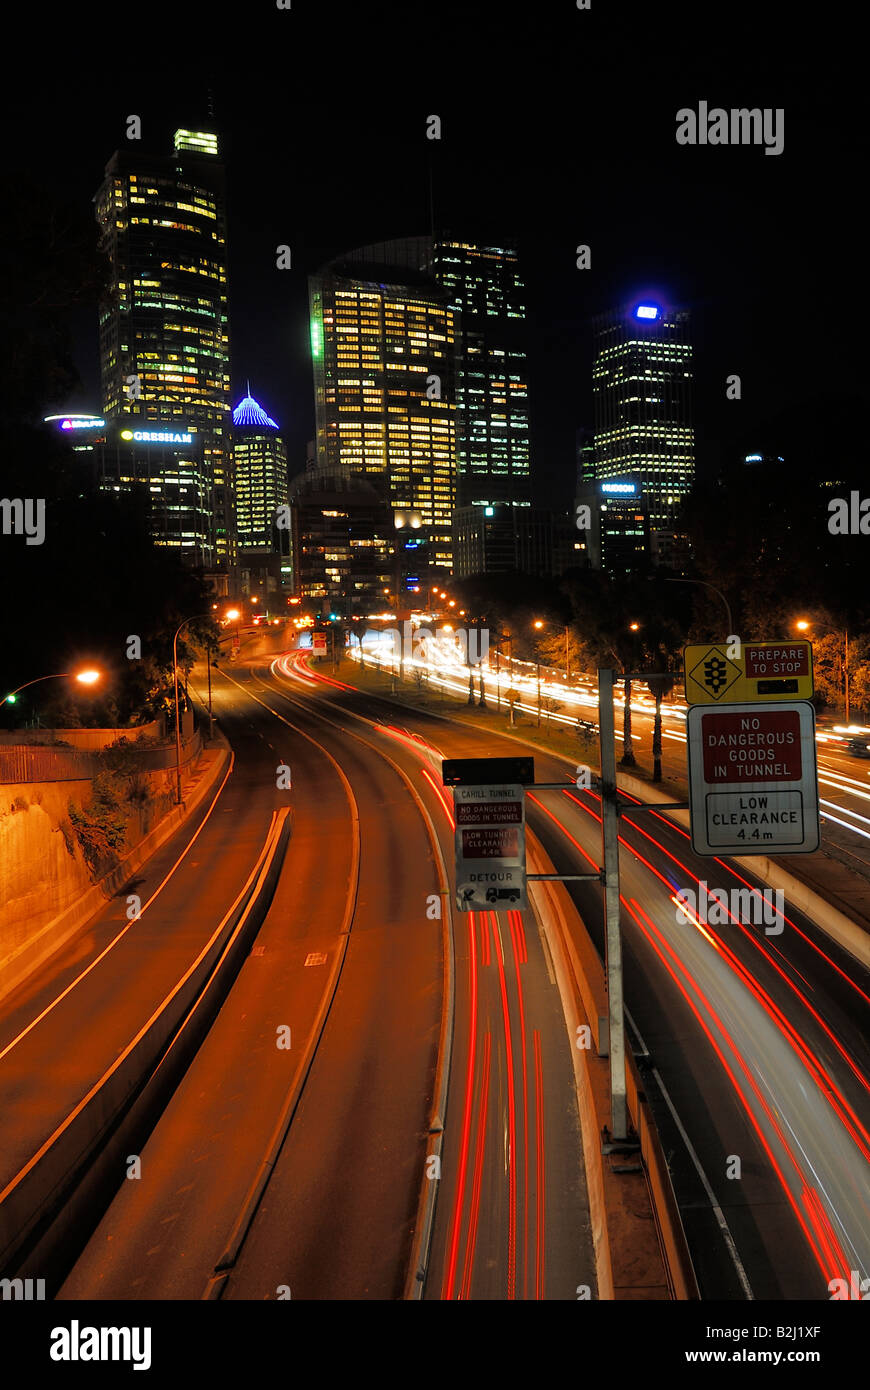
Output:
(683, 641), (814, 705)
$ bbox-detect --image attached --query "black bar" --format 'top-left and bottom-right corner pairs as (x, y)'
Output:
(526, 873), (602, 881)
(442, 755), (535, 786)
(757, 677), (799, 694)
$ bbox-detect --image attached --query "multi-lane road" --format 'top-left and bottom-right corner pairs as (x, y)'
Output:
(2, 639), (868, 1300)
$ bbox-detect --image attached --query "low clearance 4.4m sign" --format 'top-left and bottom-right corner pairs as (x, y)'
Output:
(686, 701), (820, 856)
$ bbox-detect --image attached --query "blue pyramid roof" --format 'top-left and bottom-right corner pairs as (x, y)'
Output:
(232, 391), (279, 429)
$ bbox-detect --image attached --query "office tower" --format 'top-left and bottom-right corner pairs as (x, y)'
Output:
(288, 468), (394, 618)
(309, 252), (458, 578)
(335, 236), (532, 509)
(576, 426), (596, 487)
(452, 505), (570, 578)
(231, 387), (288, 606)
(93, 126), (233, 576)
(575, 477), (650, 575)
(232, 388), (287, 548)
(427, 239), (530, 508)
(592, 299), (694, 567)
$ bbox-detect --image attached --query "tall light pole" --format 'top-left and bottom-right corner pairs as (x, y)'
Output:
(173, 616), (211, 806)
(1, 669), (101, 710)
(534, 619), (544, 726)
(796, 616), (850, 721)
(664, 577), (733, 636)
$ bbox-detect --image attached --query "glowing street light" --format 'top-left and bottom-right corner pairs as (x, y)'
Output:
(1, 668), (102, 708)
(796, 619), (810, 632)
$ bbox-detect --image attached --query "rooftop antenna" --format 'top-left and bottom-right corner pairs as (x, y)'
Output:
(246, 378), (251, 398)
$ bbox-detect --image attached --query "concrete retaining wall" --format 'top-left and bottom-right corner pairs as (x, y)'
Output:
(0, 716), (170, 750)
(0, 732), (220, 1006)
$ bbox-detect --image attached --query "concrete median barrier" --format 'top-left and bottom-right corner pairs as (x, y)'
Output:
(527, 830), (698, 1300)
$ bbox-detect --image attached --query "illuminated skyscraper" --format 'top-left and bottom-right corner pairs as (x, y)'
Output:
(232, 388), (289, 604)
(94, 127), (233, 576)
(232, 388), (287, 549)
(309, 254), (458, 576)
(426, 238), (530, 509)
(334, 236), (531, 509)
(592, 300), (694, 567)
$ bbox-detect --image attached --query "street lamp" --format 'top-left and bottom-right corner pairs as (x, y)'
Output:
(172, 616), (213, 806)
(664, 578), (733, 636)
(795, 617), (850, 719)
(1, 668), (102, 709)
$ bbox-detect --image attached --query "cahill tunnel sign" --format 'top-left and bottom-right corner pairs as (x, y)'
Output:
(452, 783), (528, 911)
(686, 701), (820, 856)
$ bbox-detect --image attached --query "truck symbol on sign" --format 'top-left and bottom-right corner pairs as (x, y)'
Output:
(485, 886), (522, 904)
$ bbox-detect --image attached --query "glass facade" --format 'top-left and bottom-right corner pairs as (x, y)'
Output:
(309, 267), (458, 572)
(425, 239), (530, 509)
(94, 128), (233, 572)
(232, 392), (288, 551)
(592, 303), (694, 560)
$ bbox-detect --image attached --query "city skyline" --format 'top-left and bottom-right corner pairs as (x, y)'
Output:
(18, 4), (858, 523)
(2, 0), (869, 1348)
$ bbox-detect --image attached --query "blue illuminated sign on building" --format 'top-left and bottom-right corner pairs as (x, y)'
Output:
(601, 482), (637, 495)
(635, 304), (660, 320)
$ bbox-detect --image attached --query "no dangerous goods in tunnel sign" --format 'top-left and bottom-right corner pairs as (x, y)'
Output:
(686, 701), (820, 856)
(452, 782), (528, 912)
(683, 640), (813, 705)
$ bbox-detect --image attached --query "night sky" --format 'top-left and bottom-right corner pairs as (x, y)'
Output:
(12, 1), (862, 512)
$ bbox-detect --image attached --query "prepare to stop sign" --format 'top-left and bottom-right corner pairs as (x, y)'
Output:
(686, 701), (820, 856)
(683, 640), (814, 704)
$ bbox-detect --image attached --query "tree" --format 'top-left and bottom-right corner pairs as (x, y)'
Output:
(540, 695), (563, 734)
(647, 674), (676, 782)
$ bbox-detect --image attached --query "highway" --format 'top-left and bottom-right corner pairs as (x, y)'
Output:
(274, 647), (870, 1299)
(51, 647), (597, 1300)
(3, 637), (867, 1301)
(356, 642), (870, 884)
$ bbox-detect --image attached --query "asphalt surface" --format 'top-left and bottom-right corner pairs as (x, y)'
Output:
(7, 638), (868, 1301)
(294, 651), (870, 1300)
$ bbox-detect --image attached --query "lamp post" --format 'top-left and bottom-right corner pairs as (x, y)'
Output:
(796, 617), (850, 720)
(173, 616), (209, 806)
(1, 669), (101, 710)
(533, 619), (544, 726)
(664, 577), (733, 636)
(205, 639), (214, 739)
(619, 622), (640, 768)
